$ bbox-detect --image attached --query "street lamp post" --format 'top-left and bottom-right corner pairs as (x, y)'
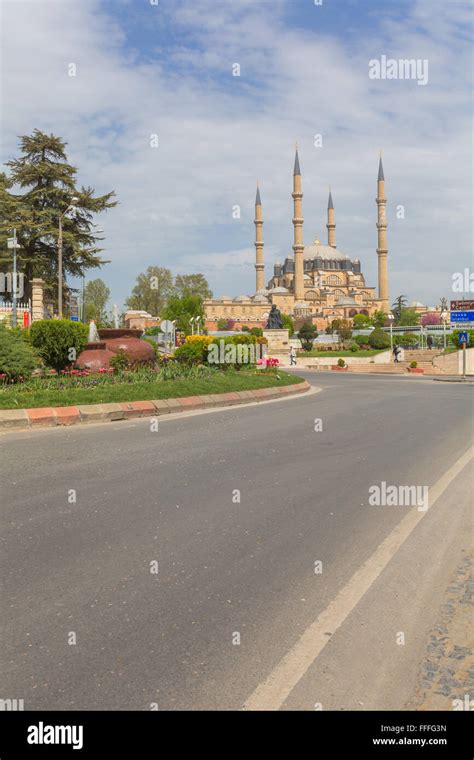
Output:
(441, 310), (447, 350)
(189, 316), (195, 335)
(195, 315), (201, 336)
(388, 312), (394, 351)
(57, 197), (79, 319)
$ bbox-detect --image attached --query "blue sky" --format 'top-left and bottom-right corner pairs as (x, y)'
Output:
(1, 0), (472, 310)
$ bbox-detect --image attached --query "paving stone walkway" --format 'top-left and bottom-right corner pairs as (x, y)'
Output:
(408, 551), (473, 710)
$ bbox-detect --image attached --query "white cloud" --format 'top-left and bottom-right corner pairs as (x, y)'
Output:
(0, 0), (471, 308)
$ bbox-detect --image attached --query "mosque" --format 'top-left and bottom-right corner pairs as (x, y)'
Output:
(204, 148), (390, 331)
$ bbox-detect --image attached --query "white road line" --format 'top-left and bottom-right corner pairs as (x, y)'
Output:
(243, 445), (474, 711)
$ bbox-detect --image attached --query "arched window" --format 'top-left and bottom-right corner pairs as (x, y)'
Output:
(305, 290), (318, 300)
(327, 275), (342, 285)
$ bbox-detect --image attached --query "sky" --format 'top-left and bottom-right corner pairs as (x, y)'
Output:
(0, 0), (472, 309)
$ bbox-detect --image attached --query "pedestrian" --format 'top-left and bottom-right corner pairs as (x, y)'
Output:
(394, 345), (402, 363)
(393, 344), (399, 363)
(427, 334), (433, 350)
(289, 346), (297, 366)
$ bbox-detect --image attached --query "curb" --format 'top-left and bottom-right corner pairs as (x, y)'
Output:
(0, 380), (311, 431)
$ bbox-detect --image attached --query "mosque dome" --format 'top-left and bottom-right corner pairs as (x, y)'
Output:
(303, 240), (349, 261)
(271, 286), (289, 293)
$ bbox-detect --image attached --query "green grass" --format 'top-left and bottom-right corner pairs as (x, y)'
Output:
(296, 349), (385, 358)
(0, 371), (304, 409)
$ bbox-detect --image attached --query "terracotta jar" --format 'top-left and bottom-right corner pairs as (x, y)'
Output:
(76, 342), (115, 372)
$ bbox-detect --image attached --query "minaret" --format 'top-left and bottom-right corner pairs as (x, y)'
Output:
(254, 184), (264, 292)
(327, 188), (336, 248)
(292, 147), (305, 301)
(376, 154), (389, 311)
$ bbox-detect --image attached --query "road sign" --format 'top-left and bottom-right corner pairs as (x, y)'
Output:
(458, 332), (469, 345)
(451, 299), (474, 311)
(160, 320), (174, 334)
(451, 311), (474, 323)
(7, 237), (17, 249)
(70, 315), (79, 322)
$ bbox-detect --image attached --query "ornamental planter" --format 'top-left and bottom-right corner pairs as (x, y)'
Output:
(407, 367), (424, 374)
(76, 328), (155, 371)
(75, 342), (115, 373)
(331, 365), (349, 371)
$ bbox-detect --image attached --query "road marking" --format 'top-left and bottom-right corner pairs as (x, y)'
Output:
(243, 445), (474, 711)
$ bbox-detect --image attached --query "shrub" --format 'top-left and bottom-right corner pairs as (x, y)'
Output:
(185, 335), (214, 345)
(451, 330), (474, 348)
(241, 325), (250, 332)
(353, 335), (370, 347)
(394, 332), (419, 347)
(0, 325), (38, 382)
(141, 336), (160, 360)
(109, 349), (130, 373)
(174, 340), (208, 365)
(29, 319), (89, 372)
(350, 343), (359, 352)
(216, 318), (235, 331)
(337, 358), (346, 367)
(410, 361), (418, 368)
(368, 328), (390, 349)
(249, 327), (263, 337)
(144, 325), (162, 335)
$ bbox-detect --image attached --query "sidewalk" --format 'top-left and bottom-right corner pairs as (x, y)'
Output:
(407, 551), (473, 710)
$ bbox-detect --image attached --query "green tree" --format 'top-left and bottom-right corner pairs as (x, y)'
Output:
(352, 313), (372, 329)
(298, 322), (318, 351)
(281, 313), (295, 337)
(338, 319), (353, 343)
(173, 274), (212, 300)
(371, 310), (387, 328)
(84, 278), (110, 326)
(161, 295), (204, 335)
(0, 130), (117, 303)
(391, 295), (408, 322)
(125, 266), (173, 315)
(397, 308), (420, 327)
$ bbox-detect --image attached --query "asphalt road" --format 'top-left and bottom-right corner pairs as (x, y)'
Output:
(1, 372), (472, 710)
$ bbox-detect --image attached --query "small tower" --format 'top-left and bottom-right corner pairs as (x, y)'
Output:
(254, 184), (264, 292)
(292, 147), (305, 301)
(376, 154), (389, 311)
(327, 188), (336, 248)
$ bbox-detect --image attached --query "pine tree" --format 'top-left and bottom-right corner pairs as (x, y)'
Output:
(0, 129), (117, 303)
